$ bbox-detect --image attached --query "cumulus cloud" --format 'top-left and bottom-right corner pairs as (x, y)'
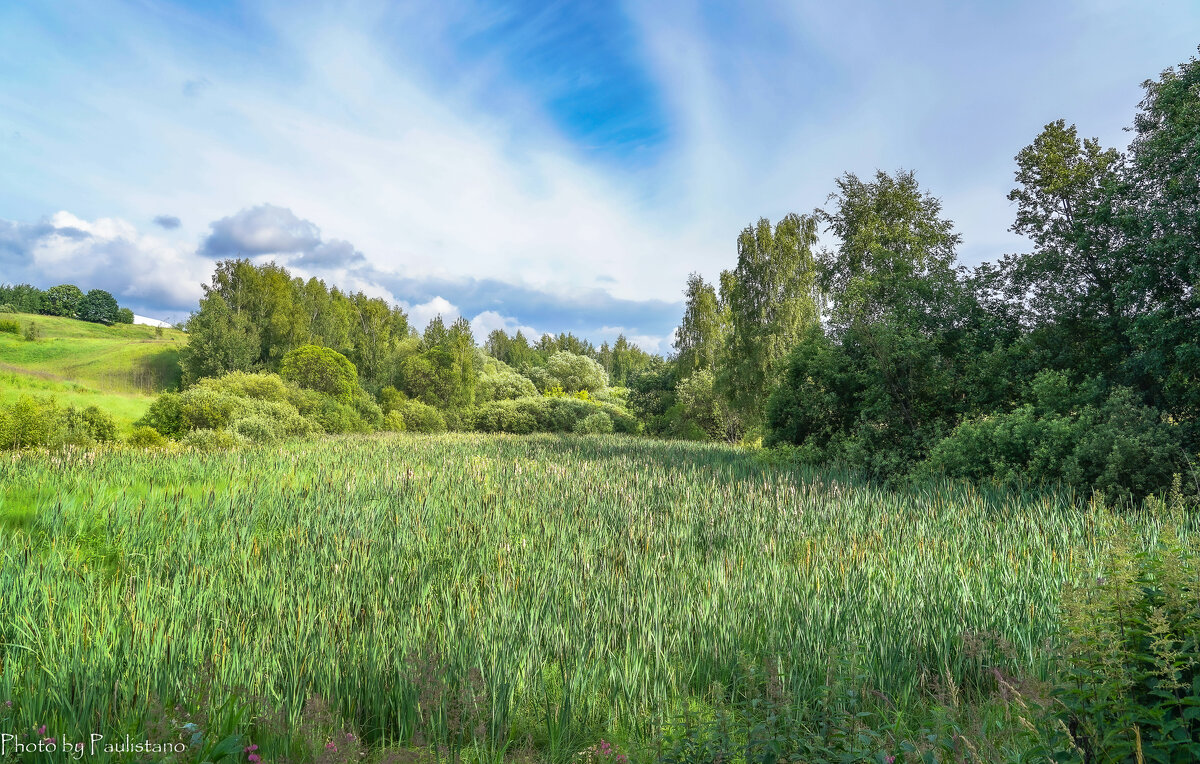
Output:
(152, 214), (181, 229)
(405, 296), (459, 332)
(468, 310), (540, 344)
(202, 204), (322, 257)
(0, 212), (209, 319)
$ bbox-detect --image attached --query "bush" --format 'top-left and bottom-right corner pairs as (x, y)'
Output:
(115, 308), (134, 324)
(545, 351), (608, 393)
(177, 387), (239, 431)
(391, 399), (446, 433)
(471, 401), (538, 434)
(0, 318), (19, 335)
(199, 371), (292, 402)
(0, 396), (63, 449)
(127, 426), (167, 448)
(136, 392), (186, 437)
(1052, 508), (1200, 758)
(0, 303), (15, 313)
(181, 428), (248, 450)
(477, 364), (537, 402)
(575, 412), (613, 435)
(922, 373), (1185, 501)
(280, 344), (359, 402)
(383, 410), (406, 432)
(63, 405), (118, 444)
(23, 323), (40, 342)
(231, 414), (282, 444)
(0, 398), (116, 449)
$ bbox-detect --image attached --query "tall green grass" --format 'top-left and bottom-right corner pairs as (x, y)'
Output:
(0, 434), (1164, 761)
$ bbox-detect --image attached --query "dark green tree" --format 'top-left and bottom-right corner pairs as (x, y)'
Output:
(43, 284), (84, 317)
(77, 289), (120, 324)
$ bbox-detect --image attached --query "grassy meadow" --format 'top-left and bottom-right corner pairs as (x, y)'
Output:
(0, 313), (184, 433)
(0, 432), (1166, 761)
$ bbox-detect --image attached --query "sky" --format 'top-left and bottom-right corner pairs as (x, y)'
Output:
(1, 0), (1197, 352)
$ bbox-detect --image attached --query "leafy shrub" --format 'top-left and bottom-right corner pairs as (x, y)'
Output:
(0, 396), (63, 448)
(575, 412), (613, 435)
(1052, 505), (1200, 759)
(309, 396), (373, 434)
(471, 396), (638, 435)
(476, 363), (537, 402)
(63, 405), (118, 443)
(0, 398), (116, 449)
(231, 414), (282, 444)
(232, 397), (314, 437)
(922, 372), (1185, 501)
(23, 323), (40, 341)
(350, 389), (384, 428)
(0, 318), (20, 334)
(177, 387), (239, 431)
(383, 410), (406, 432)
(390, 399), (446, 433)
(470, 401), (538, 434)
(181, 428), (248, 450)
(280, 344), (359, 402)
(137, 392), (186, 437)
(545, 351), (608, 393)
(0, 303), (16, 313)
(127, 426), (167, 448)
(199, 371), (292, 402)
(115, 308), (134, 324)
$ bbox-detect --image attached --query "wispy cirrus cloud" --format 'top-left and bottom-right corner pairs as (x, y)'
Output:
(0, 0), (1197, 351)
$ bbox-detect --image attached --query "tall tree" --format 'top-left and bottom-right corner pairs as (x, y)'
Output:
(717, 213), (820, 429)
(674, 273), (724, 379)
(1002, 120), (1129, 375)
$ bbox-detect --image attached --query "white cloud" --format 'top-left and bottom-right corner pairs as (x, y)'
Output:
(405, 296), (459, 332)
(468, 310), (540, 344)
(6, 211), (209, 319)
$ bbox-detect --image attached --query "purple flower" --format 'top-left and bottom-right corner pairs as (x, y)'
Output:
(325, 742), (337, 751)
(3, 701), (11, 708)
(244, 744), (258, 753)
(885, 757), (896, 764)
(345, 733), (355, 741)
(248, 755), (262, 764)
(36, 725), (46, 736)
(75, 743), (84, 751)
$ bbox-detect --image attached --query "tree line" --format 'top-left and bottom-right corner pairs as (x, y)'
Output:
(0, 282), (134, 325)
(635, 50), (1199, 502)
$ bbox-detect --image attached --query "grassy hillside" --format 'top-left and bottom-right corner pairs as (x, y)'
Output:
(0, 312), (185, 432)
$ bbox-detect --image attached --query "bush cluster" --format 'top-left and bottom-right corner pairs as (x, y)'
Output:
(0, 396), (119, 449)
(135, 370), (381, 448)
(470, 395), (639, 435)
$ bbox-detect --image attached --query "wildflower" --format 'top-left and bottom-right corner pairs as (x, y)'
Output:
(345, 733), (355, 741)
(249, 755), (262, 764)
(326, 742), (337, 751)
(885, 757), (895, 764)
(36, 725), (46, 736)
(75, 743), (83, 751)
(244, 744), (259, 752)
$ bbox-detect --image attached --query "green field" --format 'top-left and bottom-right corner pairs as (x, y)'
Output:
(0, 433), (1153, 761)
(0, 313), (184, 432)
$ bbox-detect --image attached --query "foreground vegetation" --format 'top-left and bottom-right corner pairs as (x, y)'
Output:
(1, 434), (1196, 762)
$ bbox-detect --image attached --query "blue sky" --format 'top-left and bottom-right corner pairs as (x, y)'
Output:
(1, 0), (1197, 351)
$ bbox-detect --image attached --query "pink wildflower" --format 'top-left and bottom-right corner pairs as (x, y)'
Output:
(36, 725), (46, 736)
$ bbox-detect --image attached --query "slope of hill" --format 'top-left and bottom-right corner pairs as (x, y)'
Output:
(0, 313), (185, 433)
